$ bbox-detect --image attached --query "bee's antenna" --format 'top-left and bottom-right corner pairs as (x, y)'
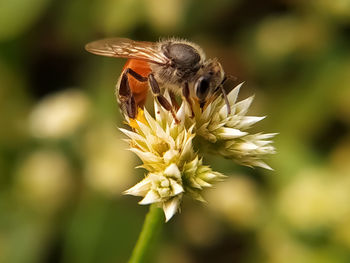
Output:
(216, 75), (232, 115)
(219, 74), (239, 115)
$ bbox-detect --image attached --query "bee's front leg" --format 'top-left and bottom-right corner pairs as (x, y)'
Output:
(169, 90), (179, 110)
(148, 73), (179, 123)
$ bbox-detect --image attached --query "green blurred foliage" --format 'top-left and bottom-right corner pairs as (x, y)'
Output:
(0, 0), (350, 262)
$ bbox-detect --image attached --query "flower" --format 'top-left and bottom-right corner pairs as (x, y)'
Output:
(182, 156), (226, 202)
(82, 122), (136, 196)
(29, 89), (90, 139)
(122, 83), (275, 221)
(124, 164), (184, 222)
(120, 107), (195, 173)
(15, 149), (73, 213)
(179, 83), (276, 169)
(121, 103), (224, 221)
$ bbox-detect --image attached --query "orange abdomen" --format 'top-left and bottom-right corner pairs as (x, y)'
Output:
(122, 59), (151, 107)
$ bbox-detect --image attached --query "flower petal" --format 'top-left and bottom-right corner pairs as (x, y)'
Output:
(164, 163), (181, 178)
(139, 190), (162, 204)
(233, 96), (254, 116)
(169, 179), (184, 195)
(217, 127), (248, 139)
(227, 82), (243, 105)
(124, 177), (152, 197)
(236, 116), (265, 129)
(163, 196), (181, 222)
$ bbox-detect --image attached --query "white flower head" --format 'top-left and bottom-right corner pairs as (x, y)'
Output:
(29, 89), (90, 139)
(178, 83), (276, 170)
(182, 156), (226, 202)
(120, 107), (195, 173)
(124, 164), (184, 222)
(122, 101), (225, 221)
(121, 83), (275, 221)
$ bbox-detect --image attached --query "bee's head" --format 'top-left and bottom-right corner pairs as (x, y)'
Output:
(195, 59), (225, 108)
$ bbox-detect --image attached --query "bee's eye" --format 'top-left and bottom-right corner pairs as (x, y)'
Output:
(195, 76), (210, 101)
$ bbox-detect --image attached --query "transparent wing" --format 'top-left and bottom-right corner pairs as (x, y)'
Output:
(85, 38), (169, 65)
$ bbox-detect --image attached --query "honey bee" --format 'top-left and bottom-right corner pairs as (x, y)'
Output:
(85, 37), (232, 121)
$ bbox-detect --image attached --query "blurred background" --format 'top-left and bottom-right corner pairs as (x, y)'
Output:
(1, 0), (350, 262)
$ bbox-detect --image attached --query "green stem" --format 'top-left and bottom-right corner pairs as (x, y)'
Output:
(128, 204), (164, 263)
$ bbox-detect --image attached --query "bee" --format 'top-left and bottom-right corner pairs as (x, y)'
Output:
(85, 37), (232, 121)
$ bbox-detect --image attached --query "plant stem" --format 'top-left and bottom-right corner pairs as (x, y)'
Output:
(128, 204), (164, 263)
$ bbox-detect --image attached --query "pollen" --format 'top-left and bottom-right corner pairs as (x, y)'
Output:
(126, 108), (148, 130)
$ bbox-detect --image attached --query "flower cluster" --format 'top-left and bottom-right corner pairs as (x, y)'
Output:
(184, 83), (276, 169)
(122, 83), (275, 221)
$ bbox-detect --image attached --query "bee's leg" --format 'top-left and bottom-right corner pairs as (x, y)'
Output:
(182, 82), (195, 118)
(169, 91), (179, 110)
(118, 69), (138, 119)
(148, 73), (179, 123)
(118, 68), (149, 119)
(125, 68), (148, 82)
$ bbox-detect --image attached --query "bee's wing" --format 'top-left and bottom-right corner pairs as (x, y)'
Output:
(85, 38), (169, 65)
